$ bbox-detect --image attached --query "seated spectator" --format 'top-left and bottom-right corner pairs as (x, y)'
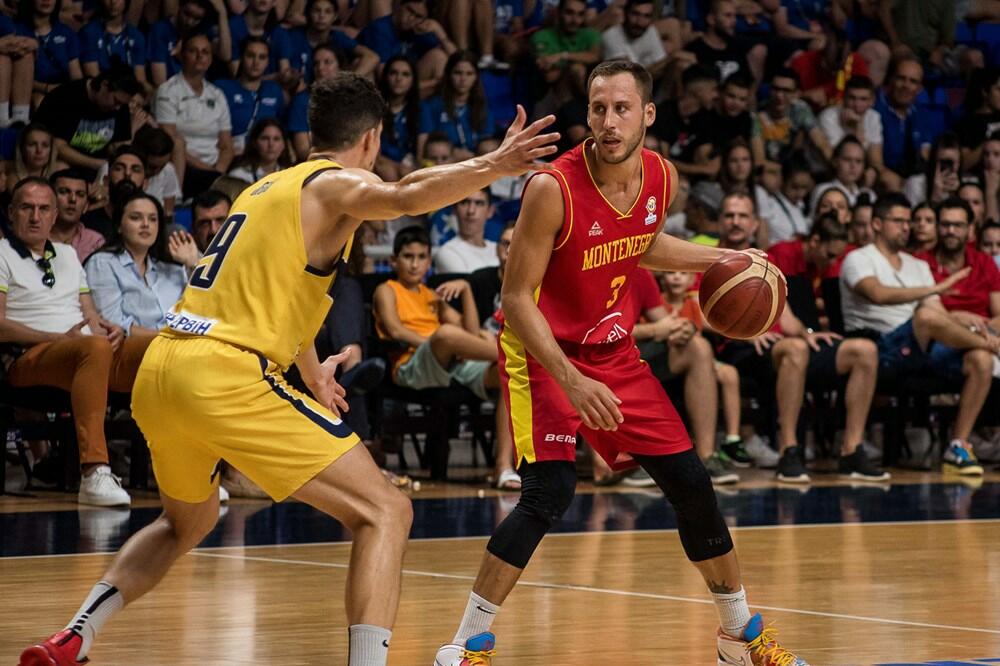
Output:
(755, 68), (832, 167)
(227, 0), (293, 77)
(34, 65), (142, 176)
(167, 188), (232, 267)
(0, 177), (154, 506)
(83, 144), (147, 239)
(376, 54), (420, 181)
(79, 0), (149, 93)
(981, 131), (1000, 225)
(762, 155), (813, 242)
(147, 0), (232, 86)
(286, 0), (377, 80)
(706, 72), (756, 161)
(0, 17), (35, 127)
(818, 75), (885, 181)
(417, 51), (493, 162)
(422, 131), (455, 166)
(850, 197), (874, 246)
(530, 0), (600, 113)
(155, 33), (234, 199)
(84, 191), (186, 335)
(979, 220), (1000, 267)
(48, 168), (105, 262)
(810, 136), (875, 211)
(905, 132), (961, 207)
(286, 43), (340, 160)
(650, 64), (717, 180)
(684, 0), (757, 84)
(216, 36), (285, 155)
(17, 0), (82, 104)
(961, 68), (1000, 171)
(685, 180), (723, 245)
(434, 187), (500, 273)
(228, 118), (291, 183)
(875, 55), (934, 188)
(840, 193), (998, 476)
(358, 0), (455, 95)
(718, 138), (770, 247)
(4, 122), (68, 192)
(600, 0), (666, 79)
(879, 0), (983, 79)
(814, 185), (851, 228)
(908, 201), (937, 253)
(132, 126), (181, 220)
(767, 213), (886, 481)
(790, 25), (870, 111)
(373, 225), (498, 398)
(959, 182), (987, 231)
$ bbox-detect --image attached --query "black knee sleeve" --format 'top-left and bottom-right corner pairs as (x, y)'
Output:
(633, 450), (734, 562)
(486, 460), (576, 569)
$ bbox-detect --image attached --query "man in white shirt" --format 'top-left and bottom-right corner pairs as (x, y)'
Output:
(434, 188), (500, 273)
(0, 178), (154, 506)
(601, 0), (667, 78)
(840, 193), (998, 475)
(819, 75), (886, 186)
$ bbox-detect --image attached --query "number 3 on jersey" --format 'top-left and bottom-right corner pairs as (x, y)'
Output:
(607, 275), (627, 308)
(190, 214), (247, 289)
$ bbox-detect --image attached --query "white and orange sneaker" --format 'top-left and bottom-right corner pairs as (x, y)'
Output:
(717, 613), (809, 666)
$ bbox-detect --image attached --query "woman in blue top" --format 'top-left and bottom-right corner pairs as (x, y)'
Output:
(79, 0), (150, 93)
(376, 54), (420, 181)
(16, 0), (82, 103)
(417, 50), (493, 161)
(215, 36), (285, 155)
(227, 0), (292, 76)
(286, 0), (377, 80)
(84, 191), (187, 336)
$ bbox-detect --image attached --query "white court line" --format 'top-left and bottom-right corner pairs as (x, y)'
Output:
(3, 517), (1000, 561)
(188, 550), (1000, 637)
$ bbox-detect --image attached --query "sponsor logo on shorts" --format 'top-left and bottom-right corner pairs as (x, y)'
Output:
(544, 433), (576, 443)
(164, 309), (217, 336)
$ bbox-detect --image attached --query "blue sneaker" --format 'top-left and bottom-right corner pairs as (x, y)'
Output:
(717, 613), (809, 665)
(943, 439), (984, 476)
(434, 632), (496, 666)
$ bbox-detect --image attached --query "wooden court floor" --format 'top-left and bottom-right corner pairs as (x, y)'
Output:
(2, 482), (1000, 665)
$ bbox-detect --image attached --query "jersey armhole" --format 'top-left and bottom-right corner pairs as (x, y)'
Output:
(657, 154), (671, 220)
(523, 168), (574, 251)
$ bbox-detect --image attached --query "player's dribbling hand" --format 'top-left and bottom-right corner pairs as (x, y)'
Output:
(489, 105), (560, 176)
(565, 374), (623, 431)
(312, 350), (351, 417)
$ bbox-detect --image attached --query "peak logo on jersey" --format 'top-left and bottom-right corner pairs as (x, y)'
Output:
(589, 221), (604, 237)
(581, 232), (656, 271)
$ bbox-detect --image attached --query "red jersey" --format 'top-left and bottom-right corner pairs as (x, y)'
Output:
(529, 139), (670, 345)
(916, 246), (1000, 318)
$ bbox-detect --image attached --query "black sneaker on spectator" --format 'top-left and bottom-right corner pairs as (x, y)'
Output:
(837, 446), (891, 482)
(704, 453), (739, 485)
(776, 446), (810, 484)
(720, 438), (753, 468)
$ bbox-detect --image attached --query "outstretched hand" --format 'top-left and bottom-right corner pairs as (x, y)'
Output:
(489, 105), (560, 177)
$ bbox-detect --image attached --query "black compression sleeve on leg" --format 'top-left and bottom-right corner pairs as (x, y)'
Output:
(486, 460), (577, 569)
(632, 450), (734, 562)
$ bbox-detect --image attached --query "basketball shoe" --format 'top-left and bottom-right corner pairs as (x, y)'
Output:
(19, 629), (86, 665)
(717, 613), (809, 666)
(434, 631), (496, 665)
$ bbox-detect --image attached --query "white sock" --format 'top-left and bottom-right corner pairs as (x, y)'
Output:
(713, 586), (752, 638)
(66, 581), (124, 660)
(11, 104), (29, 124)
(0, 104), (10, 127)
(348, 624), (391, 666)
(453, 591), (499, 645)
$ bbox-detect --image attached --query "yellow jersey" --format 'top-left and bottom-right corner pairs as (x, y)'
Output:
(163, 159), (352, 369)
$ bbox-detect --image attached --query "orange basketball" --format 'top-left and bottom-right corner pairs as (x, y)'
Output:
(698, 252), (787, 340)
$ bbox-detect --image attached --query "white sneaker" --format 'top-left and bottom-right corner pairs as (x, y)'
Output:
(218, 485), (230, 503)
(78, 465), (131, 507)
(744, 435), (779, 469)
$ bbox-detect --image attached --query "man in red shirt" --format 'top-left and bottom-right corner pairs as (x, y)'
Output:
(916, 197), (1000, 325)
(768, 213), (885, 481)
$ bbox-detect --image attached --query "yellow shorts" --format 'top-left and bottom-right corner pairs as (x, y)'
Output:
(132, 335), (359, 503)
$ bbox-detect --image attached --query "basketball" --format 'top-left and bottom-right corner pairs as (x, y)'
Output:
(698, 252), (787, 339)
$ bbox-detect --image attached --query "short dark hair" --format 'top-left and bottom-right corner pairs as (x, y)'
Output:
(721, 190), (755, 215)
(587, 60), (654, 106)
(682, 63), (717, 89)
(133, 126), (174, 158)
(50, 168), (90, 187)
(873, 192), (911, 221)
(722, 72), (753, 91)
(11, 176), (55, 203)
(980, 220), (1000, 238)
(309, 73), (387, 152)
(844, 75), (874, 93)
(833, 135), (865, 160)
(772, 67), (801, 89)
(193, 189), (232, 213)
(393, 225), (430, 255)
(91, 62), (142, 97)
(111, 143), (147, 167)
(425, 131), (453, 147)
(624, 0), (653, 11)
(888, 54), (923, 81)
(810, 211), (849, 243)
(937, 196), (974, 224)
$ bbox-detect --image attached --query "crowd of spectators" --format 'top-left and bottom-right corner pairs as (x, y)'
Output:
(2, 0), (1000, 504)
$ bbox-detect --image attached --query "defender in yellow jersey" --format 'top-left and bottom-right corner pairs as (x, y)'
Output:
(20, 73), (559, 666)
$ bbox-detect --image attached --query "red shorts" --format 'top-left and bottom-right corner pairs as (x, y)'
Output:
(498, 326), (692, 470)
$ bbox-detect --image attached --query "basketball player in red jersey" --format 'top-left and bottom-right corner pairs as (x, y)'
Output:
(433, 61), (810, 666)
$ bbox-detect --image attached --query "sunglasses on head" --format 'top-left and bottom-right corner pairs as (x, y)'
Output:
(36, 256), (55, 288)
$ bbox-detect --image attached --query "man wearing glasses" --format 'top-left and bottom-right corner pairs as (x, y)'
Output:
(0, 178), (153, 506)
(840, 193), (1000, 476)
